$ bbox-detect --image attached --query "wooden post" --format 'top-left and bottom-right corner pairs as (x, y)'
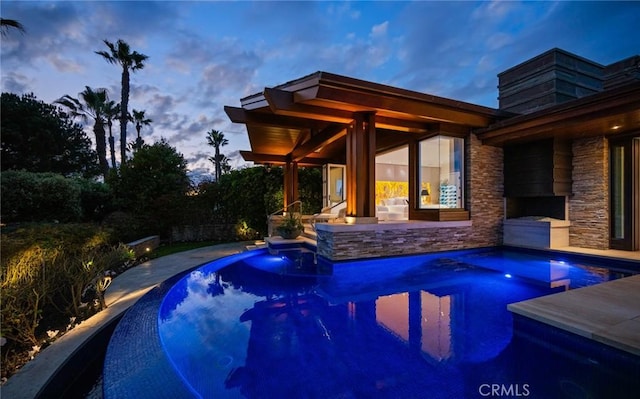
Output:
(283, 159), (299, 212)
(345, 112), (376, 220)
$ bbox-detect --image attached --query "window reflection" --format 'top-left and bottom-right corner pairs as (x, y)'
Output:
(375, 291), (452, 362)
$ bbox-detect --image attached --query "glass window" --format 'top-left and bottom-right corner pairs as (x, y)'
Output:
(418, 136), (464, 209)
(375, 146), (408, 220)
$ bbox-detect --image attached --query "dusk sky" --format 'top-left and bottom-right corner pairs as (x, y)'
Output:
(2, 1), (638, 181)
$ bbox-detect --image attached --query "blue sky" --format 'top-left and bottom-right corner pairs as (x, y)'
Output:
(2, 1), (638, 181)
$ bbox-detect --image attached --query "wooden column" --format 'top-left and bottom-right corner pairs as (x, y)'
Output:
(283, 159), (299, 212)
(345, 112), (376, 220)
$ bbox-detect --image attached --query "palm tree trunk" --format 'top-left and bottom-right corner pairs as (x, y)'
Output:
(109, 136), (116, 168)
(108, 122), (117, 168)
(94, 120), (109, 179)
(215, 147), (221, 181)
(120, 68), (130, 163)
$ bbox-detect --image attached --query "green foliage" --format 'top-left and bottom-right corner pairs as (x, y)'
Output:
(101, 211), (153, 243)
(0, 92), (100, 178)
(298, 167), (323, 214)
(0, 171), (113, 223)
(177, 166), (323, 237)
(107, 139), (190, 237)
(0, 224), (133, 347)
(216, 166), (283, 234)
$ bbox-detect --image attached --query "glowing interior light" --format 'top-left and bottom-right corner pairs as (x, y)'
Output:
(504, 273), (512, 278)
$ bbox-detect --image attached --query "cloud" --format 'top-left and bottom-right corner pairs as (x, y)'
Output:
(1, 71), (32, 93)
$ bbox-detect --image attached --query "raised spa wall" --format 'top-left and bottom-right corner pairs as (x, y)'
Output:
(316, 134), (505, 261)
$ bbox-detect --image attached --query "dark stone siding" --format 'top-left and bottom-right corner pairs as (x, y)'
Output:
(569, 136), (609, 249)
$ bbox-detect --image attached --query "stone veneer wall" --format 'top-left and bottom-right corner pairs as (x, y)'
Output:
(569, 136), (609, 249)
(316, 133), (504, 260)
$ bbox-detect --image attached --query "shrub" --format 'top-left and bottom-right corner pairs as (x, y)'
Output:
(0, 171), (115, 223)
(0, 224), (133, 348)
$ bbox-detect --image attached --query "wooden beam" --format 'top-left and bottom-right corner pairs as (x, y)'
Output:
(291, 124), (346, 162)
(264, 88), (355, 123)
(239, 151), (333, 166)
(264, 88), (436, 132)
(224, 106), (328, 130)
(315, 85), (494, 127)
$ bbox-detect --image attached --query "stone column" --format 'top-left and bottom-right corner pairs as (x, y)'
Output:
(569, 136), (609, 249)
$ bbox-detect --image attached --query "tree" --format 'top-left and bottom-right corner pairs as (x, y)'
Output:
(95, 39), (148, 164)
(104, 100), (120, 168)
(209, 154), (231, 176)
(205, 129), (228, 181)
(0, 92), (99, 178)
(108, 138), (190, 237)
(56, 86), (110, 179)
(130, 109), (152, 152)
(1, 18), (25, 36)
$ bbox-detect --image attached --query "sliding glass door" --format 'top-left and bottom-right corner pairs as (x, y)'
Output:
(610, 135), (639, 250)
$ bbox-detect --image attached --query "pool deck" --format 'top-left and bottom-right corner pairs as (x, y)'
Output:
(508, 246), (640, 357)
(1, 244), (638, 398)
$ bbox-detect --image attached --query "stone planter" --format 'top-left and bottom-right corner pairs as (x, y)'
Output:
(277, 228), (302, 239)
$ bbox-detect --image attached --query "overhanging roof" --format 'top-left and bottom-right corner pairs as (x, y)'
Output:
(226, 71), (502, 165)
(476, 81), (640, 146)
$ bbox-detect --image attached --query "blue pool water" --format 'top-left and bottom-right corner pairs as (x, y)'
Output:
(155, 248), (639, 398)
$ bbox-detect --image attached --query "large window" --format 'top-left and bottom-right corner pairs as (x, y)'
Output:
(418, 136), (464, 209)
(375, 146), (408, 220)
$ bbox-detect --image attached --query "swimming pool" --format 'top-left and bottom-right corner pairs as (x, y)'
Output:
(137, 247), (638, 398)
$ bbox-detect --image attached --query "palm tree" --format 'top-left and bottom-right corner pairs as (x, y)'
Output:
(130, 109), (152, 152)
(207, 154), (231, 176)
(1, 18), (25, 36)
(104, 101), (120, 168)
(206, 129), (228, 181)
(56, 86), (110, 178)
(95, 39), (148, 164)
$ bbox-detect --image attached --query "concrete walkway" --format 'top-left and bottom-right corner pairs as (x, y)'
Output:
(0, 242), (250, 399)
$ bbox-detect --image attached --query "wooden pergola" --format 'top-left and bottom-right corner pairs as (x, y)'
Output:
(225, 72), (500, 221)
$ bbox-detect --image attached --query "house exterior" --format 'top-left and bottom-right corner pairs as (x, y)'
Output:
(226, 48), (639, 261)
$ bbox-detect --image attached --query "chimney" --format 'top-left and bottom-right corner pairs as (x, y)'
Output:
(498, 48), (604, 114)
(603, 55), (640, 90)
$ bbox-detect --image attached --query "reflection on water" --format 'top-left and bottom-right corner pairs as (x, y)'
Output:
(376, 292), (453, 362)
(158, 249), (638, 398)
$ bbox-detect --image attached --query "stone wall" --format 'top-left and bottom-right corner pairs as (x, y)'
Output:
(316, 133), (505, 261)
(126, 235), (160, 258)
(467, 133), (505, 247)
(569, 136), (609, 249)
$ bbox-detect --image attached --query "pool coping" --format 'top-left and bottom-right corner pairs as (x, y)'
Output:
(508, 274), (640, 356)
